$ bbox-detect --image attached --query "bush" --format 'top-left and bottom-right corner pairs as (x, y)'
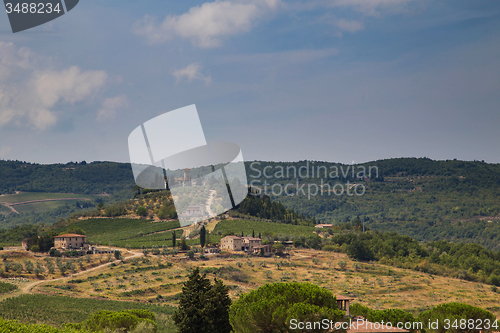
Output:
(136, 206), (148, 217)
(49, 248), (61, 257)
(418, 302), (496, 333)
(73, 309), (157, 332)
(230, 282), (344, 333)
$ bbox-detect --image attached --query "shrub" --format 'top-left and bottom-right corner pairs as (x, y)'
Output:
(230, 282), (344, 333)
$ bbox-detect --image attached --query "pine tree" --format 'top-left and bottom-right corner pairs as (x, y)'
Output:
(200, 226), (206, 248)
(173, 268), (232, 333)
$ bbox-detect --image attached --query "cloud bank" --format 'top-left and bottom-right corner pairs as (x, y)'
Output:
(0, 42), (107, 130)
(133, 0), (282, 48)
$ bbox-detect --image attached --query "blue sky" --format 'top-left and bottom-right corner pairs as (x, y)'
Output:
(0, 0), (499, 164)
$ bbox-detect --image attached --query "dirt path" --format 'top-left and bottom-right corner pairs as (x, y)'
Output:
(26, 251), (143, 293)
(7, 198), (91, 206)
(206, 190), (216, 217)
(0, 251), (143, 300)
(0, 203), (19, 214)
(0, 198), (91, 215)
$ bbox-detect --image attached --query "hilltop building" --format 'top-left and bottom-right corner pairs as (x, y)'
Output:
(54, 234), (88, 250)
(220, 235), (273, 254)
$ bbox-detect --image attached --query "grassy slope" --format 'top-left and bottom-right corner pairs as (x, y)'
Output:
(213, 219), (315, 238)
(0, 192), (95, 204)
(19, 249), (500, 320)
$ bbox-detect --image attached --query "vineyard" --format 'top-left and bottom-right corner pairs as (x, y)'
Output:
(213, 219), (316, 239)
(53, 218), (181, 248)
(0, 294), (177, 333)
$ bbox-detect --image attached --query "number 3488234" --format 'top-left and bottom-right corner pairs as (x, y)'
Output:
(5, 3), (62, 14)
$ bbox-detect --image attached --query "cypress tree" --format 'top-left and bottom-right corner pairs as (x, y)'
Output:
(172, 231), (176, 248)
(173, 268), (232, 333)
(200, 226), (206, 248)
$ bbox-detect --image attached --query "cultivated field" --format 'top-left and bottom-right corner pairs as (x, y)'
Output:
(27, 249), (500, 319)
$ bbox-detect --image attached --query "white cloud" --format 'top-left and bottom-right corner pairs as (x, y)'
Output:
(0, 44), (107, 130)
(133, 0), (282, 48)
(97, 95), (129, 121)
(0, 145), (11, 158)
(173, 63), (212, 84)
(0, 42), (37, 81)
(333, 19), (365, 33)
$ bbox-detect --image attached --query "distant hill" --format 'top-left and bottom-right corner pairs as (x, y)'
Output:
(2, 157), (500, 250)
(246, 158), (500, 251)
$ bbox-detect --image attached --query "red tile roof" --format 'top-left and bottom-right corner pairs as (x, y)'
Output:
(54, 234), (87, 238)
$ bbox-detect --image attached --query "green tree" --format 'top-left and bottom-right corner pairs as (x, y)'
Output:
(178, 238), (190, 251)
(136, 206), (148, 217)
(172, 231), (176, 248)
(24, 260), (34, 273)
(272, 242), (284, 254)
(418, 302), (497, 333)
(230, 282), (344, 333)
(173, 268), (232, 333)
(346, 237), (375, 261)
(200, 226), (206, 248)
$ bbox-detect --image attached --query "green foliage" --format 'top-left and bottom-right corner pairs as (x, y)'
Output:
(350, 304), (417, 333)
(0, 294), (175, 333)
(200, 225), (206, 248)
(229, 282), (344, 333)
(0, 317), (91, 333)
(248, 159), (500, 251)
(52, 218), (180, 249)
(231, 195), (314, 225)
(0, 281), (18, 294)
(136, 206), (148, 217)
(329, 231), (500, 286)
(65, 226), (86, 235)
(173, 268), (232, 333)
(418, 302), (497, 333)
(346, 237), (375, 261)
(72, 309), (157, 332)
(178, 238), (189, 251)
(213, 220), (315, 241)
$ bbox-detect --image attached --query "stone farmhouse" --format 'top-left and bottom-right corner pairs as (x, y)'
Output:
(54, 234), (88, 250)
(220, 235), (274, 255)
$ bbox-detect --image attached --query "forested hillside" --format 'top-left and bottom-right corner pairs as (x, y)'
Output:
(246, 158), (500, 251)
(0, 160), (135, 194)
(2, 157), (500, 250)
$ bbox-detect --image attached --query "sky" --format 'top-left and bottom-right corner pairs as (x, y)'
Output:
(0, 0), (499, 165)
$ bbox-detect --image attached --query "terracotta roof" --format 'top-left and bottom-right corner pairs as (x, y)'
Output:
(222, 235), (242, 239)
(344, 320), (409, 333)
(54, 234), (87, 238)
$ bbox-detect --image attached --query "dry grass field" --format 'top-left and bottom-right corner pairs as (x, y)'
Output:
(27, 248), (500, 319)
